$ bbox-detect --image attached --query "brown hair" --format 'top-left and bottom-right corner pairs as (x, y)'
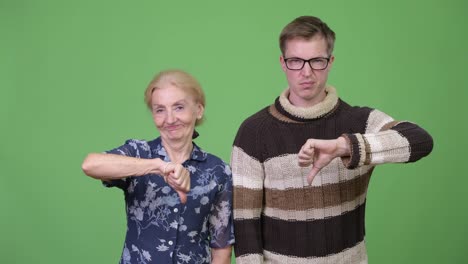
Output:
(144, 69), (205, 126)
(279, 16), (336, 56)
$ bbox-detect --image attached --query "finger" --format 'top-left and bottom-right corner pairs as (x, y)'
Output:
(178, 180), (190, 192)
(298, 150), (314, 167)
(166, 177), (176, 186)
(169, 172), (190, 192)
(298, 146), (310, 156)
(180, 172), (190, 192)
(173, 167), (189, 180)
(167, 176), (184, 189)
(171, 169), (180, 180)
(168, 168), (185, 182)
(299, 146), (314, 157)
(298, 158), (313, 167)
(307, 166), (321, 185)
(166, 181), (188, 203)
(182, 176), (190, 192)
(170, 172), (185, 186)
(301, 139), (313, 149)
(169, 177), (183, 188)
(176, 190), (187, 204)
(307, 139), (316, 149)
(186, 178), (190, 191)
(163, 162), (174, 176)
(169, 181), (189, 194)
(303, 147), (315, 156)
(298, 151), (311, 160)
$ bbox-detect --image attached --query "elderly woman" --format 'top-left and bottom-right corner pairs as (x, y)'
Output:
(82, 70), (234, 264)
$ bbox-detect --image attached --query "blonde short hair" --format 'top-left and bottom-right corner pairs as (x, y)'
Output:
(144, 69), (205, 126)
(280, 16), (336, 56)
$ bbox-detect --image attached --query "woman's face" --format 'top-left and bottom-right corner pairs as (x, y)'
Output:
(151, 84), (203, 142)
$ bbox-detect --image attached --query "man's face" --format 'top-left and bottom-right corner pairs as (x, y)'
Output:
(280, 36), (334, 107)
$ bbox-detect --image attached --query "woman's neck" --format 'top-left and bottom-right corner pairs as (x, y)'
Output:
(162, 138), (193, 164)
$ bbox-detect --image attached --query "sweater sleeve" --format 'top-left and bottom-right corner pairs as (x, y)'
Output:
(341, 109), (433, 169)
(231, 119), (266, 263)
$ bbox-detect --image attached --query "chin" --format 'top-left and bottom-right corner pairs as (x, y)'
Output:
(299, 90), (318, 99)
(166, 132), (190, 141)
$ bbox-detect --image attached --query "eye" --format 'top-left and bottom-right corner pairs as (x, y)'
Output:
(153, 108), (164, 114)
(311, 58), (326, 63)
(310, 58), (327, 67)
(286, 58), (305, 69)
(289, 58), (303, 64)
(174, 105), (185, 111)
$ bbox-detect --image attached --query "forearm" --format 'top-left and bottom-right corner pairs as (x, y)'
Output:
(211, 246), (232, 264)
(81, 153), (164, 180)
(341, 121), (433, 169)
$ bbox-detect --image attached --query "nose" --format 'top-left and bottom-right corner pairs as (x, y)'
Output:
(166, 110), (176, 124)
(301, 63), (313, 77)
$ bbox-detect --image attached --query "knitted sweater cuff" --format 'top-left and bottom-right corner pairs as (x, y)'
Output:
(340, 133), (367, 169)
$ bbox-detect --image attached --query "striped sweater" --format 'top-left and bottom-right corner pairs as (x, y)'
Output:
(231, 86), (433, 264)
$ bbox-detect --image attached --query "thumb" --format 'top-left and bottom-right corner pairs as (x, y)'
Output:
(176, 190), (188, 204)
(307, 166), (321, 185)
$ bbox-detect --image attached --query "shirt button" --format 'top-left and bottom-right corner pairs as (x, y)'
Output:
(168, 240), (173, 245)
(173, 208), (178, 213)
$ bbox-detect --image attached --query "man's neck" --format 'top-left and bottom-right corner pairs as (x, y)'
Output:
(288, 90), (327, 108)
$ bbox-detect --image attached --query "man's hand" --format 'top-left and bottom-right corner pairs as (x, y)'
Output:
(162, 163), (191, 203)
(298, 137), (350, 185)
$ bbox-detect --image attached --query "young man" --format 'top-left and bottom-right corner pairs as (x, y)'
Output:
(231, 16), (433, 264)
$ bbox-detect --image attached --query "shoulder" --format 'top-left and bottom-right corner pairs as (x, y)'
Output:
(337, 99), (374, 117)
(125, 139), (151, 149)
(193, 144), (230, 170)
(327, 99), (379, 134)
(234, 106), (271, 144)
(193, 146), (232, 181)
(337, 99), (375, 121)
(337, 99), (398, 133)
(121, 138), (158, 158)
(205, 153), (231, 174)
(238, 106), (270, 129)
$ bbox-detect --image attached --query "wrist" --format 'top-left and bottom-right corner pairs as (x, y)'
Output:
(336, 136), (351, 157)
(152, 158), (165, 175)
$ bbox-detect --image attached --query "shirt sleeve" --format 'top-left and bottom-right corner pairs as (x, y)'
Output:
(101, 139), (149, 190)
(209, 162), (235, 248)
(341, 109), (434, 169)
(231, 119), (265, 263)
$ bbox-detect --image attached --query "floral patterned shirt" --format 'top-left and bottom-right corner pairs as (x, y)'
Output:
(103, 137), (235, 264)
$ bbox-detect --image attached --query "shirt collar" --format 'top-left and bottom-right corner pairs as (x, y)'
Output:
(150, 137), (207, 162)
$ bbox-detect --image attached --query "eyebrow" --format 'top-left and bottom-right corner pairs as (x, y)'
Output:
(286, 56), (329, 60)
(152, 99), (188, 107)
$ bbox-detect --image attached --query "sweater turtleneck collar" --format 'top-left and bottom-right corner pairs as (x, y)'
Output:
(274, 85), (339, 122)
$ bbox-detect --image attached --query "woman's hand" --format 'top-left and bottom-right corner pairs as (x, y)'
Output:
(162, 162), (191, 203)
(211, 246), (232, 264)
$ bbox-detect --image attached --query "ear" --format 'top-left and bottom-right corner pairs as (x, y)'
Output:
(327, 55), (335, 70)
(196, 103), (205, 120)
(280, 55), (287, 73)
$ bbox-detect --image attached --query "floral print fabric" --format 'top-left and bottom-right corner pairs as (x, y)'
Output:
(103, 138), (234, 264)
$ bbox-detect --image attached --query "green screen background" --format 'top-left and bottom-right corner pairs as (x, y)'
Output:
(1, 0), (467, 263)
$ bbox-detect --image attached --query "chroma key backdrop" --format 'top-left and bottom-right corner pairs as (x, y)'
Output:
(1, 0), (467, 263)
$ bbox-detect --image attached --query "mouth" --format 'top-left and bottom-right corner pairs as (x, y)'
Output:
(165, 125), (181, 131)
(300, 81), (315, 87)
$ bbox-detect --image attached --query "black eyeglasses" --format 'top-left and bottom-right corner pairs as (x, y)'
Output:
(284, 57), (331, 70)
